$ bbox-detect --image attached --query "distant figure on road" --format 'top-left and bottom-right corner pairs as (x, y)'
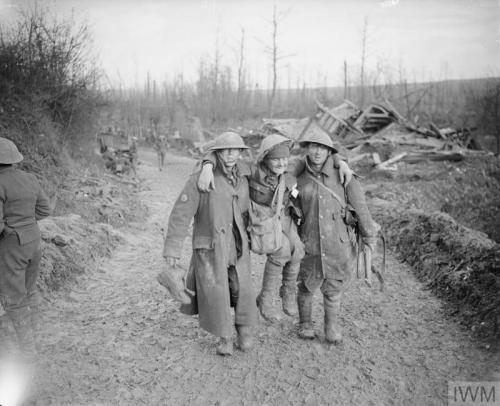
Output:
(128, 136), (138, 175)
(161, 132), (258, 356)
(153, 135), (167, 171)
(0, 137), (51, 361)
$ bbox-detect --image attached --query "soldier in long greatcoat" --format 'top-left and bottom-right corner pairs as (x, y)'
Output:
(163, 132), (258, 356)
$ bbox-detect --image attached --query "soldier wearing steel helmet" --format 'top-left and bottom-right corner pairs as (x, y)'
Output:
(0, 137), (51, 360)
(161, 131), (258, 356)
(197, 133), (354, 323)
(294, 130), (377, 344)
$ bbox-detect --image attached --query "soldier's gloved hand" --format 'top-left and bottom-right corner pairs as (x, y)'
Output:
(338, 160), (353, 186)
(157, 258), (191, 305)
(197, 163), (215, 192)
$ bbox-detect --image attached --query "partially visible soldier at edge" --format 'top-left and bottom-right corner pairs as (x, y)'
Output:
(197, 134), (354, 322)
(0, 137), (51, 361)
(160, 131), (258, 356)
(294, 131), (378, 345)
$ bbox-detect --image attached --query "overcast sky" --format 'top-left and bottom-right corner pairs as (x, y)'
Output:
(1, 0), (499, 88)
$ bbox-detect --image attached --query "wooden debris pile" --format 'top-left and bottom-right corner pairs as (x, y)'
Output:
(98, 133), (137, 176)
(296, 99), (490, 171)
(236, 98), (489, 172)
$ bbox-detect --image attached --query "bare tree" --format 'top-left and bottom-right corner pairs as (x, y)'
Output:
(236, 28), (246, 111)
(263, 5), (292, 118)
(359, 16), (368, 108)
(211, 27), (222, 124)
(343, 60), (348, 100)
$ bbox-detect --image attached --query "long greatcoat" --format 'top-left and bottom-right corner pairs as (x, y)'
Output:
(163, 162), (258, 338)
(295, 155), (376, 292)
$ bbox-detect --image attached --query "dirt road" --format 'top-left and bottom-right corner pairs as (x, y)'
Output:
(35, 149), (497, 405)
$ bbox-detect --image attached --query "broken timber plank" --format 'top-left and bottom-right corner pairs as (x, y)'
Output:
(402, 151), (464, 164)
(348, 152), (372, 164)
(429, 123), (447, 139)
(376, 152), (408, 169)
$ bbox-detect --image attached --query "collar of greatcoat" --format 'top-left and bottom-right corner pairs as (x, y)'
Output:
(304, 154), (335, 178)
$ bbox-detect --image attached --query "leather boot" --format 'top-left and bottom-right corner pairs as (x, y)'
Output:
(8, 307), (37, 361)
(216, 337), (233, 356)
(324, 293), (343, 345)
(256, 261), (281, 323)
(235, 325), (254, 352)
(297, 291), (315, 339)
(280, 263), (299, 316)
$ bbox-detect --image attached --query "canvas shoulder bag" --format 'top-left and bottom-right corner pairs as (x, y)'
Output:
(248, 176), (285, 255)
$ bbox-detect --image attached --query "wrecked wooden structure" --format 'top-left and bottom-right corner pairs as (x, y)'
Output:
(256, 98), (487, 172)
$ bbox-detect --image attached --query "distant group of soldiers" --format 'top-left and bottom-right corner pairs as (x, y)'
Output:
(159, 131), (378, 355)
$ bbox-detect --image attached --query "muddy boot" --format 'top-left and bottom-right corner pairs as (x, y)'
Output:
(256, 261), (281, 323)
(280, 263), (299, 317)
(8, 307), (37, 362)
(324, 293), (343, 345)
(216, 337), (233, 356)
(236, 325), (254, 352)
(297, 291), (315, 340)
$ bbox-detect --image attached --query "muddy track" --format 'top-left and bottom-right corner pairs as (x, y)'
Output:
(36, 149), (497, 405)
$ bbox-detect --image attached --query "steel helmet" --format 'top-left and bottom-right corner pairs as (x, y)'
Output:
(0, 137), (23, 164)
(210, 131), (249, 150)
(256, 133), (292, 162)
(298, 125), (338, 152)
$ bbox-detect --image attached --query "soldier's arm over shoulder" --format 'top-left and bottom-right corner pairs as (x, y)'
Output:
(163, 176), (201, 259)
(345, 178), (376, 239)
(331, 152), (348, 168)
(201, 150), (217, 167)
(287, 156), (306, 177)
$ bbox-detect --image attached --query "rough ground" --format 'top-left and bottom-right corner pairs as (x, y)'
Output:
(33, 149), (498, 405)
